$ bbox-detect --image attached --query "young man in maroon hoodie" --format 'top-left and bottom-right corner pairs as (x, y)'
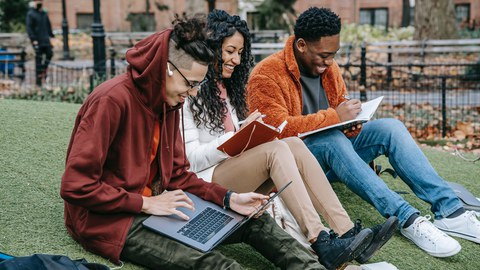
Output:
(60, 15), (324, 270)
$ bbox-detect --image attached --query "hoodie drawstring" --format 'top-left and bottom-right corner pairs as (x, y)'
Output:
(181, 106), (187, 165)
(162, 103), (170, 152)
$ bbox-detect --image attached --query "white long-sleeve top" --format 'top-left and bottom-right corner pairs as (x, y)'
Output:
(181, 97), (241, 181)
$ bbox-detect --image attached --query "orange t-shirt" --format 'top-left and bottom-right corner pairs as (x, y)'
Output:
(142, 121), (160, 197)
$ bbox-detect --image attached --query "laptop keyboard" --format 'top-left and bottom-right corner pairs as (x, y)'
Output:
(177, 207), (234, 244)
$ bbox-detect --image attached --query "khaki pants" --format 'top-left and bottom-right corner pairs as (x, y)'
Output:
(121, 213), (325, 270)
(213, 137), (353, 241)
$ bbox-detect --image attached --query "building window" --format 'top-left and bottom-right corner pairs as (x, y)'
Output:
(76, 13), (93, 30)
(359, 8), (388, 30)
(127, 13), (156, 32)
(455, 4), (470, 24)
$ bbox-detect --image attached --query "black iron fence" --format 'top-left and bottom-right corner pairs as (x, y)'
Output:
(252, 39), (480, 139)
(2, 38), (479, 140)
(342, 61), (480, 139)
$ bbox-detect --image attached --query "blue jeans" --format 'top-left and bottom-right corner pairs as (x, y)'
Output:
(303, 118), (463, 227)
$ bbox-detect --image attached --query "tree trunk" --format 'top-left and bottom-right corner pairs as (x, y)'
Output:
(414, 0), (458, 39)
(401, 0), (411, 27)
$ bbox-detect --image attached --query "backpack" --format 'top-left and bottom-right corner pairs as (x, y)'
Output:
(0, 254), (109, 270)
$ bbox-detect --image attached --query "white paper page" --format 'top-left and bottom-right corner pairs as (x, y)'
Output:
(356, 96), (384, 120)
(298, 96), (384, 138)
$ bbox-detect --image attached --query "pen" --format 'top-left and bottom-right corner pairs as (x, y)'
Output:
(343, 94), (351, 100)
(238, 114), (266, 125)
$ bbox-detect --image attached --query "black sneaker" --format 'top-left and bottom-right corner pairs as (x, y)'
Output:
(311, 229), (373, 270)
(341, 216), (399, 264)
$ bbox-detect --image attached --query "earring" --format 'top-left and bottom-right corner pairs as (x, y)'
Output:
(167, 63), (173, 76)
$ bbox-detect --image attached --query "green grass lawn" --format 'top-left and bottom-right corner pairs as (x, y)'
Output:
(1, 99), (479, 270)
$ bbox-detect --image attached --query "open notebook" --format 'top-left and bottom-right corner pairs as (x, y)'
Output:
(298, 96), (384, 138)
(143, 181), (292, 252)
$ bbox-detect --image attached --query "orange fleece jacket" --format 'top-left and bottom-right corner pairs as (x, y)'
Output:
(247, 35), (360, 138)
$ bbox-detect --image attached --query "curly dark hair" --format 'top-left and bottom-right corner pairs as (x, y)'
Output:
(294, 7), (341, 42)
(188, 9), (254, 134)
(171, 13), (215, 64)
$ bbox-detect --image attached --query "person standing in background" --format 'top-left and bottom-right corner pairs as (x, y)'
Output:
(26, 0), (54, 86)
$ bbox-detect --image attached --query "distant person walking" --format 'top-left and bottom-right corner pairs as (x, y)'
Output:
(26, 0), (54, 86)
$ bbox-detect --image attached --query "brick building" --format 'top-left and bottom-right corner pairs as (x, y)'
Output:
(292, 0), (478, 30)
(43, 0), (237, 32)
(43, 0), (479, 32)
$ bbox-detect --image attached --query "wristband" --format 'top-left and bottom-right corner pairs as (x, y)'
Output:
(223, 190), (233, 209)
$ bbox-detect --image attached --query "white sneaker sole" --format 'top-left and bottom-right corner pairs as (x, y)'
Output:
(400, 231), (462, 257)
(436, 227), (480, 244)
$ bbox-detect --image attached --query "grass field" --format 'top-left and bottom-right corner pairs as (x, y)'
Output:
(1, 99), (479, 270)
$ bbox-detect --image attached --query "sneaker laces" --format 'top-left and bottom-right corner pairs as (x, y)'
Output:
(465, 211), (480, 228)
(412, 215), (446, 243)
(329, 229), (339, 240)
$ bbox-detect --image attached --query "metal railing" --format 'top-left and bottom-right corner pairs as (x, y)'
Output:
(250, 39), (480, 138)
(3, 37), (479, 139)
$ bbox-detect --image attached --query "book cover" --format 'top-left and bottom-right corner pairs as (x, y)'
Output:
(217, 120), (287, 157)
(298, 96), (384, 138)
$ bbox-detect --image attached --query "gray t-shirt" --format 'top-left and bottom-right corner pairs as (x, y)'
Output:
(300, 72), (329, 115)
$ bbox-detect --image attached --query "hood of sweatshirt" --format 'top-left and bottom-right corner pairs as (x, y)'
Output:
(126, 28), (179, 114)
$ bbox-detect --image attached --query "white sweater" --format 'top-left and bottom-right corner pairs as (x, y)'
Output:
(181, 97), (241, 181)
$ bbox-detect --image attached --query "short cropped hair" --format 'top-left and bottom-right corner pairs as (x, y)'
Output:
(169, 14), (215, 69)
(294, 7), (341, 42)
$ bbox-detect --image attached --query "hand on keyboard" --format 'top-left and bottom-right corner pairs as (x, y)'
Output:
(141, 189), (195, 220)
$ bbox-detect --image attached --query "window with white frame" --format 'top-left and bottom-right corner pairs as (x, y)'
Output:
(359, 8), (389, 30)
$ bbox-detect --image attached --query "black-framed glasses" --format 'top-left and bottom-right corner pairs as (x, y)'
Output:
(167, 60), (208, 91)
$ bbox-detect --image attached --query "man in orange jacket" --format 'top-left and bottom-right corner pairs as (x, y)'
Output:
(247, 7), (480, 258)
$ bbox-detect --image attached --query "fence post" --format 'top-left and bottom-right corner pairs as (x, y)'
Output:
(20, 47), (26, 81)
(441, 77), (447, 138)
(90, 74), (94, 93)
(387, 45), (392, 86)
(110, 48), (116, 78)
(360, 42), (367, 101)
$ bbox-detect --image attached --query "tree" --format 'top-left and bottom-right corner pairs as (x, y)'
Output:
(256, 0), (297, 32)
(0, 0), (29, 32)
(414, 0), (457, 39)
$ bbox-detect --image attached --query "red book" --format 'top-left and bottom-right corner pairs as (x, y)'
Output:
(217, 120), (287, 157)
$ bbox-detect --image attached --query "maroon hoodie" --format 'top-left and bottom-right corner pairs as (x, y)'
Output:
(60, 29), (228, 263)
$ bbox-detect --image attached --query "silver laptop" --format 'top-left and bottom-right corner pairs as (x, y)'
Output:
(142, 181), (292, 252)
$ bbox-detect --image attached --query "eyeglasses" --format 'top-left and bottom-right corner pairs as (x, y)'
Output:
(319, 52), (337, 60)
(167, 61), (208, 91)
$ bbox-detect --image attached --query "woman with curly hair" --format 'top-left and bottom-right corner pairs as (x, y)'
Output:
(182, 9), (398, 270)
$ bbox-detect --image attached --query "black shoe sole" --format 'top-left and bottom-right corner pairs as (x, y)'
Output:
(356, 216), (399, 264)
(323, 229), (373, 270)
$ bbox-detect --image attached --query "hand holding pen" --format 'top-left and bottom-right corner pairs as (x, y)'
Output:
(336, 94), (361, 122)
(337, 94), (362, 133)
